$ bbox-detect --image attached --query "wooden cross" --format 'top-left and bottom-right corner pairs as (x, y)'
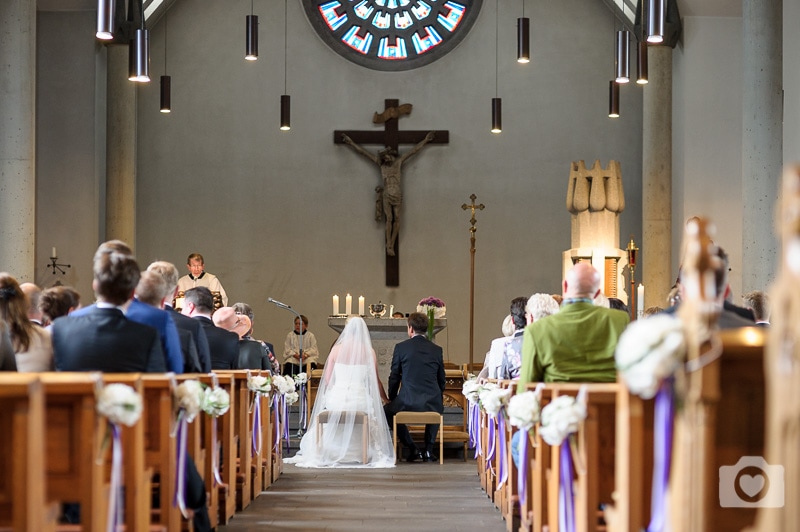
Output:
(335, 98), (449, 287)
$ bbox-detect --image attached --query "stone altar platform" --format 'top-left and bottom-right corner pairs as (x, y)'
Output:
(327, 316), (446, 386)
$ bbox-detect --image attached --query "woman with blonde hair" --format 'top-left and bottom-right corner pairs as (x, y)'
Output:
(0, 273), (53, 371)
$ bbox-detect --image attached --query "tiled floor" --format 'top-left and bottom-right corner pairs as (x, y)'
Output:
(219, 460), (507, 531)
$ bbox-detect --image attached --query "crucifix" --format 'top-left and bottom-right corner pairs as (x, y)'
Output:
(335, 99), (449, 287)
(461, 194), (484, 372)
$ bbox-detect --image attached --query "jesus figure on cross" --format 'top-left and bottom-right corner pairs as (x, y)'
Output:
(341, 130), (436, 256)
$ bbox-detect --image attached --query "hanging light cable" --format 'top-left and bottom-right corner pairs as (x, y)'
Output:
(491, 0), (502, 133)
(96, 0), (115, 40)
(646, 0), (665, 44)
(516, 0), (529, 64)
(280, 0), (291, 130)
(128, 0), (150, 82)
(160, 10), (171, 113)
(246, 0), (258, 61)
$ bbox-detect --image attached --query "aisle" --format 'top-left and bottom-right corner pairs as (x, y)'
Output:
(219, 460), (507, 531)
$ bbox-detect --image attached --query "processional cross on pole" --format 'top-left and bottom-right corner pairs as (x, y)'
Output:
(335, 99), (449, 287)
(462, 194), (484, 372)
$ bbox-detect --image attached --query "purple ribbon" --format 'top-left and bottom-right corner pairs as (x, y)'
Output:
(647, 379), (675, 532)
(558, 440), (576, 532)
(106, 423), (123, 532)
(273, 394), (280, 452)
(485, 415), (496, 471)
(497, 415), (508, 487)
(282, 395), (290, 454)
(173, 413), (189, 518)
(300, 383), (308, 430)
(517, 431), (529, 515)
(251, 393), (262, 457)
(211, 417), (225, 487)
(471, 404), (481, 458)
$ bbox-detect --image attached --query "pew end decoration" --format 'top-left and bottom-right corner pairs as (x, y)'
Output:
(202, 385), (231, 417)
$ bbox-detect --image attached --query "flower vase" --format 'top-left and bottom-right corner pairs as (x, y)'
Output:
(426, 308), (435, 341)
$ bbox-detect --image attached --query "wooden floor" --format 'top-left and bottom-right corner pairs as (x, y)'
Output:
(219, 460), (507, 531)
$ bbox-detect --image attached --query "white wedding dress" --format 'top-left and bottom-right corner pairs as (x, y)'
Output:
(285, 317), (395, 468)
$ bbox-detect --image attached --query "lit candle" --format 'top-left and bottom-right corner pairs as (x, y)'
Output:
(332, 294), (339, 316)
(345, 294), (352, 315)
(358, 295), (365, 315)
(51, 247), (57, 258)
(637, 284), (644, 318)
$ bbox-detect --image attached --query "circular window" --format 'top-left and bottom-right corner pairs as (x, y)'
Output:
(302, 0), (483, 71)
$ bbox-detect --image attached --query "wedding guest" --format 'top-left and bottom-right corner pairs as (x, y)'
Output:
(0, 273), (53, 371)
(177, 253), (228, 306)
(0, 321), (17, 371)
(392, 311), (405, 318)
(182, 287), (238, 370)
(20, 282), (45, 326)
(608, 297), (629, 314)
(478, 314), (514, 380)
(742, 290), (770, 326)
(384, 312), (446, 462)
(39, 286), (81, 328)
(518, 262), (629, 388)
(217, 311), (272, 370)
(643, 306), (664, 317)
(283, 315), (319, 376)
(148, 261), (211, 372)
(130, 270), (185, 373)
(232, 302), (280, 373)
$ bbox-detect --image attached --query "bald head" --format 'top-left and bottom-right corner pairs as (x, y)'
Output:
(563, 262), (601, 299)
(19, 283), (43, 321)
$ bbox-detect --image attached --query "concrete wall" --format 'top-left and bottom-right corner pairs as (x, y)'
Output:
(34, 0), (644, 366)
(786, 0), (800, 165)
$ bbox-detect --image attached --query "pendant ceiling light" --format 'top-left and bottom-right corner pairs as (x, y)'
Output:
(246, 0), (258, 61)
(280, 0), (291, 130)
(128, 0), (149, 82)
(615, 29), (630, 83)
(160, 10), (171, 113)
(637, 41), (648, 84)
(646, 0), (665, 44)
(491, 0), (501, 133)
(96, 0), (115, 40)
(516, 0), (529, 64)
(609, 80), (620, 118)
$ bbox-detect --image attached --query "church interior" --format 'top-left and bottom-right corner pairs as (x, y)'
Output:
(1, 0), (799, 530)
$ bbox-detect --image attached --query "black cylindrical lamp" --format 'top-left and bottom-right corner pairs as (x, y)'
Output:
(637, 41), (649, 84)
(609, 80), (620, 118)
(647, 0), (665, 44)
(246, 15), (258, 60)
(160, 76), (171, 113)
(517, 17), (530, 63)
(96, 0), (115, 40)
(491, 98), (502, 133)
(128, 29), (150, 82)
(280, 94), (291, 131)
(615, 30), (630, 83)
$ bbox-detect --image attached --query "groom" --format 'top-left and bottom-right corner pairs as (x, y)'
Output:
(384, 312), (446, 462)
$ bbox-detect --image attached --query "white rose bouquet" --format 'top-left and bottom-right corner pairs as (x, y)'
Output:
(294, 372), (308, 385)
(462, 378), (481, 404)
(248, 374), (272, 394)
(202, 386), (231, 417)
(97, 383), (143, 427)
(175, 380), (204, 422)
(539, 389), (587, 446)
(507, 386), (544, 432)
(479, 386), (512, 418)
(272, 374), (296, 395)
(285, 391), (299, 405)
(615, 314), (686, 399)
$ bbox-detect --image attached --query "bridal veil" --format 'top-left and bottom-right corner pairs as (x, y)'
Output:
(285, 316), (395, 468)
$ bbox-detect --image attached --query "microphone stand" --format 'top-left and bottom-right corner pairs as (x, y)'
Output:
(268, 299), (306, 435)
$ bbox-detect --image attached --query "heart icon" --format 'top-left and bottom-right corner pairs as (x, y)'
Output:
(738, 474), (765, 497)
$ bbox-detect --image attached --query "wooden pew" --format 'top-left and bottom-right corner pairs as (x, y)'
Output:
(0, 374), (57, 532)
(516, 384), (554, 532)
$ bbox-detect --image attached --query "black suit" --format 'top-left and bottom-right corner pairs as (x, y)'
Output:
(52, 307), (166, 372)
(237, 339), (271, 370)
(177, 328), (203, 373)
(193, 316), (239, 370)
(167, 306), (212, 372)
(384, 335), (446, 454)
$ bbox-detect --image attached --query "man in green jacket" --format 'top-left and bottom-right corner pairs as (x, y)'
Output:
(517, 262), (629, 391)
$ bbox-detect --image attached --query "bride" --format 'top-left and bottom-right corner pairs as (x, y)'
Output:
(285, 316), (396, 468)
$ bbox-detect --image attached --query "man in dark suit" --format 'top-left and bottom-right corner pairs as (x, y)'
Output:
(53, 249), (166, 373)
(148, 261), (212, 372)
(384, 312), (446, 462)
(182, 287), (239, 370)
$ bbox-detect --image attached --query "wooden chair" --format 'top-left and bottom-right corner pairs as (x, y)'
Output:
(316, 410), (370, 464)
(393, 411), (443, 464)
(0, 374), (57, 532)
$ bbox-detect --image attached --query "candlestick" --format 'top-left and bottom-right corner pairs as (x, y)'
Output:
(345, 294), (352, 315)
(358, 296), (365, 315)
(637, 284), (644, 318)
(51, 247), (57, 258)
(332, 294), (339, 316)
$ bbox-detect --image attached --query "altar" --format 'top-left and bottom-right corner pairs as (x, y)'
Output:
(327, 317), (446, 386)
